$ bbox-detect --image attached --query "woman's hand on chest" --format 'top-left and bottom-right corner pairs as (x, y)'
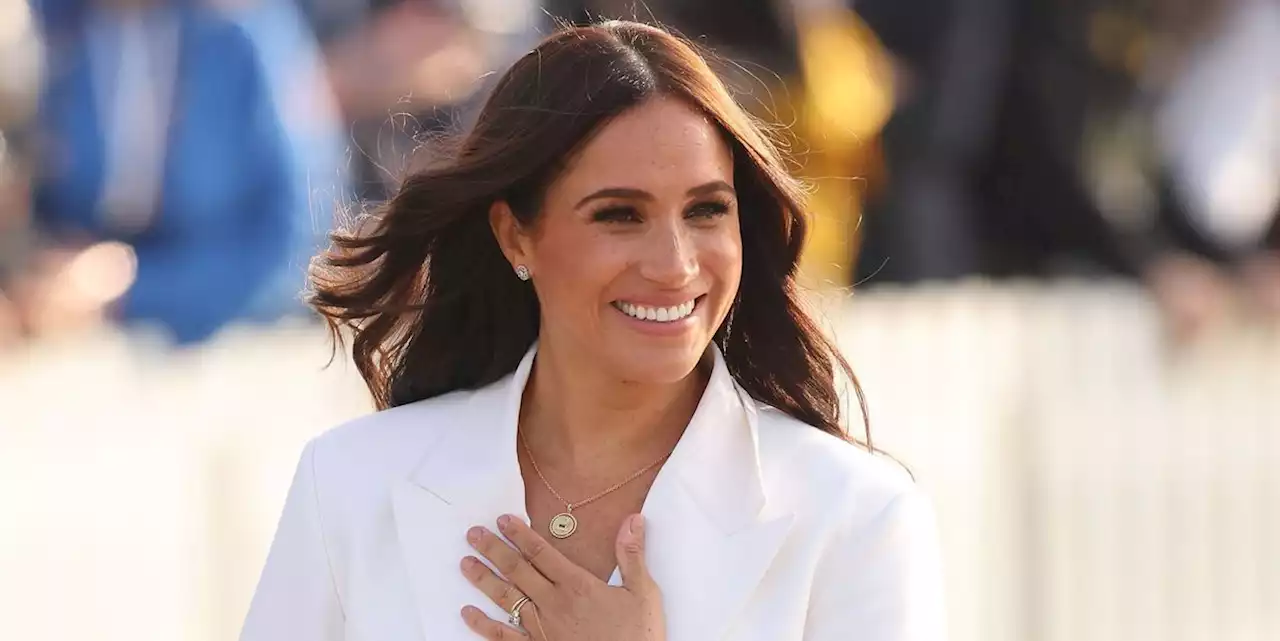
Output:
(460, 513), (666, 641)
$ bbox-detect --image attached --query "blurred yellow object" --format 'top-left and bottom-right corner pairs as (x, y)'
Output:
(792, 9), (895, 289)
(798, 11), (896, 149)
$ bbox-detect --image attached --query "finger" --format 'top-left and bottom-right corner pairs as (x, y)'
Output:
(520, 601), (551, 640)
(497, 514), (592, 587)
(460, 556), (529, 611)
(615, 514), (655, 594)
(468, 526), (554, 600)
(460, 605), (531, 641)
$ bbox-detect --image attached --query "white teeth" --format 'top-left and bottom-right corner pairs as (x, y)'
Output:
(616, 299), (698, 323)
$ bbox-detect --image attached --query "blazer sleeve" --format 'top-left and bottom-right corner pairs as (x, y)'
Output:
(803, 488), (948, 641)
(240, 440), (345, 641)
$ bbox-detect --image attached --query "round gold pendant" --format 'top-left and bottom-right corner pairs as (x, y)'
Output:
(548, 513), (578, 539)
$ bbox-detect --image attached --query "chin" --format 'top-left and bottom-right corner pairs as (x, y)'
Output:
(605, 339), (711, 385)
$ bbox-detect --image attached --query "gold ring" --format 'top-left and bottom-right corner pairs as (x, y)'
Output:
(508, 595), (532, 628)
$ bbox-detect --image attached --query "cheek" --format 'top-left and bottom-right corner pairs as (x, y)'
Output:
(533, 229), (628, 308)
(702, 227), (744, 289)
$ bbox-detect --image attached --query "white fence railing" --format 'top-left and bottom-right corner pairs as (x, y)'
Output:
(2, 282), (1277, 641)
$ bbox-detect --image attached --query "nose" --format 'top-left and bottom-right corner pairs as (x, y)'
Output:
(638, 220), (698, 286)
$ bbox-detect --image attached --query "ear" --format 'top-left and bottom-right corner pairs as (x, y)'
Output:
(489, 200), (534, 272)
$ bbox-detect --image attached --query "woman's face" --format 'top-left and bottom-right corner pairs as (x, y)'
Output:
(496, 96), (742, 384)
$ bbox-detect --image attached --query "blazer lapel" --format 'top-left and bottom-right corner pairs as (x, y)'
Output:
(391, 346), (793, 641)
(391, 349), (535, 639)
(626, 349), (795, 641)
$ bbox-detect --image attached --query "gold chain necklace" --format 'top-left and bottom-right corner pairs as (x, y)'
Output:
(519, 429), (671, 539)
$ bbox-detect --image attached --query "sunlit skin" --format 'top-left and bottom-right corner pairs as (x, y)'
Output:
(493, 96), (743, 391)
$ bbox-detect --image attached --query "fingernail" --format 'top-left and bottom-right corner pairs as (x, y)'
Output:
(497, 514), (511, 530)
(467, 526), (484, 544)
(461, 556), (477, 570)
(629, 514), (645, 536)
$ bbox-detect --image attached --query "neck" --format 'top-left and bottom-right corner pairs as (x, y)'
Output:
(518, 343), (710, 475)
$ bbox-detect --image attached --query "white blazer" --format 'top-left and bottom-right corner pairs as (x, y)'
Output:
(240, 346), (946, 641)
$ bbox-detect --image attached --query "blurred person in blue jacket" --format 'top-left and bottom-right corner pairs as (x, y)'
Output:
(27, 0), (347, 345)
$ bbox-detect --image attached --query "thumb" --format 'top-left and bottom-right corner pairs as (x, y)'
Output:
(615, 514), (654, 593)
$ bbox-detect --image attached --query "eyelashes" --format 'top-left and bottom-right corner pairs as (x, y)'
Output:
(591, 206), (641, 223)
(590, 199), (734, 224)
(688, 199), (731, 219)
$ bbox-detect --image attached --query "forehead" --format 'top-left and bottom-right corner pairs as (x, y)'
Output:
(555, 97), (734, 195)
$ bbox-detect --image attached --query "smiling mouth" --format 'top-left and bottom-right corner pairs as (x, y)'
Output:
(611, 296), (703, 323)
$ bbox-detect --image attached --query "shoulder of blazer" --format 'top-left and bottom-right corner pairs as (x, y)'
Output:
(305, 386), (484, 500)
(750, 401), (919, 525)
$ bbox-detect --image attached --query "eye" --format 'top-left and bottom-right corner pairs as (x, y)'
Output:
(687, 199), (732, 219)
(591, 206), (641, 223)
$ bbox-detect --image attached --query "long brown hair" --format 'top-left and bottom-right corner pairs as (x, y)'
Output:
(310, 20), (870, 446)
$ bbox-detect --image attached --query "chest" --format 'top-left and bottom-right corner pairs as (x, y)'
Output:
(346, 481), (820, 641)
(520, 459), (659, 583)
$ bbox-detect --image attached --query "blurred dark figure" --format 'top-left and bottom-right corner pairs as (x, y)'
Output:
(547, 0), (801, 87)
(311, 0), (543, 200)
(23, 0), (344, 345)
(854, 0), (1280, 337)
(320, 0), (798, 202)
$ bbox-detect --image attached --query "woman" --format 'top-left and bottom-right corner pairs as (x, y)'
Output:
(241, 20), (945, 641)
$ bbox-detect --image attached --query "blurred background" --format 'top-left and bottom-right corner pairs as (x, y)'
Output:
(1, 0), (1277, 640)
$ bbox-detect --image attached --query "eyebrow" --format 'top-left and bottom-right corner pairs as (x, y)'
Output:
(574, 180), (736, 209)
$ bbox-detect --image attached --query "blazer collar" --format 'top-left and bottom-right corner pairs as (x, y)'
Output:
(393, 344), (793, 641)
(406, 343), (773, 533)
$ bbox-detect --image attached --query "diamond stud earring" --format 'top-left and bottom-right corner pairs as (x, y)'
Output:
(514, 264), (531, 281)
